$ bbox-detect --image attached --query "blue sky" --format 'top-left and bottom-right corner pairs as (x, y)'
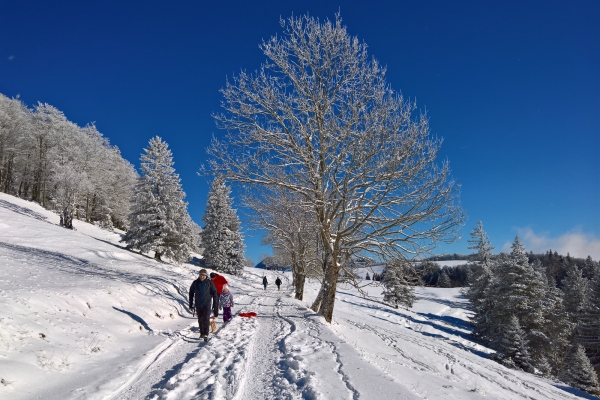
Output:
(1, 0), (599, 263)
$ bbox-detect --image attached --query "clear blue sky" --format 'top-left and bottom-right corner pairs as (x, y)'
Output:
(2, 0), (599, 263)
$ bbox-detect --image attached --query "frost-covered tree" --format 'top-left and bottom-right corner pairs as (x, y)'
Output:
(382, 259), (416, 308)
(583, 256), (598, 279)
(205, 14), (464, 322)
(490, 238), (544, 323)
(537, 268), (573, 376)
(562, 263), (589, 320)
(122, 137), (192, 263)
(201, 178), (245, 275)
(437, 270), (451, 288)
(491, 315), (534, 373)
(0, 94), (136, 229)
(560, 343), (600, 396)
(472, 238), (573, 376)
(244, 185), (321, 299)
(465, 221), (495, 300)
(577, 269), (600, 369)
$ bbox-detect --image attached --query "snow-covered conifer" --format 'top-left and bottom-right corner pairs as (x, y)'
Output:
(483, 238), (549, 369)
(437, 270), (451, 288)
(562, 263), (589, 320)
(537, 268), (573, 376)
(382, 260), (416, 308)
(583, 256), (598, 279)
(468, 221), (494, 264)
(577, 269), (600, 369)
(465, 221), (495, 321)
(122, 137), (192, 263)
(491, 315), (534, 372)
(201, 178), (245, 275)
(560, 343), (600, 396)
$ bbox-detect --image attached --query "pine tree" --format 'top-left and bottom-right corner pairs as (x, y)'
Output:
(577, 269), (600, 369)
(560, 343), (600, 396)
(468, 221), (494, 264)
(483, 237), (551, 371)
(537, 267), (573, 376)
(465, 222), (495, 328)
(464, 266), (474, 286)
(201, 178), (245, 276)
(382, 260), (416, 308)
(562, 263), (589, 320)
(491, 315), (534, 373)
(583, 256), (598, 279)
(122, 137), (192, 263)
(437, 270), (451, 288)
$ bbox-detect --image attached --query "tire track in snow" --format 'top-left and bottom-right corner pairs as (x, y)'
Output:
(235, 293), (301, 400)
(146, 309), (259, 399)
(103, 292), (260, 400)
(274, 299), (365, 400)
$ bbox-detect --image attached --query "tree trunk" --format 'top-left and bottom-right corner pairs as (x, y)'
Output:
(311, 283), (325, 312)
(85, 194), (90, 222)
(63, 207), (73, 229)
(318, 264), (339, 323)
(295, 273), (305, 300)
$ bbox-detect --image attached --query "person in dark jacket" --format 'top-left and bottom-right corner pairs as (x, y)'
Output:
(275, 277), (282, 291)
(189, 269), (219, 341)
(262, 275), (268, 290)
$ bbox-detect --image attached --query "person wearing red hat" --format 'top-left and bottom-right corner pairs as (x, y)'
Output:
(210, 272), (228, 295)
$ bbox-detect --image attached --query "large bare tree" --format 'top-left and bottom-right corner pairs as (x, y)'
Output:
(205, 14), (465, 322)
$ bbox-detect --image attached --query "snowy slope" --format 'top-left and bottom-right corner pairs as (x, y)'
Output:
(0, 193), (595, 400)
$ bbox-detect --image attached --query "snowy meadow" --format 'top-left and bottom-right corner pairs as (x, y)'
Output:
(0, 192), (596, 399)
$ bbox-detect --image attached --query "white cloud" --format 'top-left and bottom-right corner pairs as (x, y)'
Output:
(501, 227), (600, 260)
(8, 55), (15, 61)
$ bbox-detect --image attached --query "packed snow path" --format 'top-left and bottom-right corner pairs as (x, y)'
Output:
(107, 272), (415, 400)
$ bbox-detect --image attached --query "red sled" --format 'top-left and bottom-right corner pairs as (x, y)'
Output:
(238, 312), (257, 318)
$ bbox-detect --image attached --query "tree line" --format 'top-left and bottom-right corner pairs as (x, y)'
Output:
(466, 221), (600, 396)
(0, 93), (136, 229)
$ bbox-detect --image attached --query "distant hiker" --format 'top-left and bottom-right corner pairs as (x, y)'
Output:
(263, 275), (268, 290)
(275, 277), (282, 291)
(210, 272), (228, 295)
(219, 284), (234, 323)
(189, 269), (219, 341)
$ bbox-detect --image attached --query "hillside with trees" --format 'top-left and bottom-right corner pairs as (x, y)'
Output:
(0, 93), (136, 230)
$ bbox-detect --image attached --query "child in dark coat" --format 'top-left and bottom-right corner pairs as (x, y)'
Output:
(219, 284), (234, 323)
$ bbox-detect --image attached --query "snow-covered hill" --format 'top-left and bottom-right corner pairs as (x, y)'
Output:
(0, 193), (595, 399)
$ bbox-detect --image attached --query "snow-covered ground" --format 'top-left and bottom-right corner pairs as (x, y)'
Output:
(430, 260), (470, 267)
(0, 192), (596, 400)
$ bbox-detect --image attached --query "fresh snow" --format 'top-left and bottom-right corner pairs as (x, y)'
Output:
(0, 192), (595, 400)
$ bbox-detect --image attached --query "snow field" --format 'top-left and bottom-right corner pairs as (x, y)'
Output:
(0, 193), (195, 399)
(0, 192), (594, 400)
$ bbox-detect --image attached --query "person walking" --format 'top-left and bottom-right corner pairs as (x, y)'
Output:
(263, 275), (268, 290)
(219, 284), (234, 323)
(210, 272), (228, 296)
(275, 277), (282, 291)
(189, 269), (219, 341)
